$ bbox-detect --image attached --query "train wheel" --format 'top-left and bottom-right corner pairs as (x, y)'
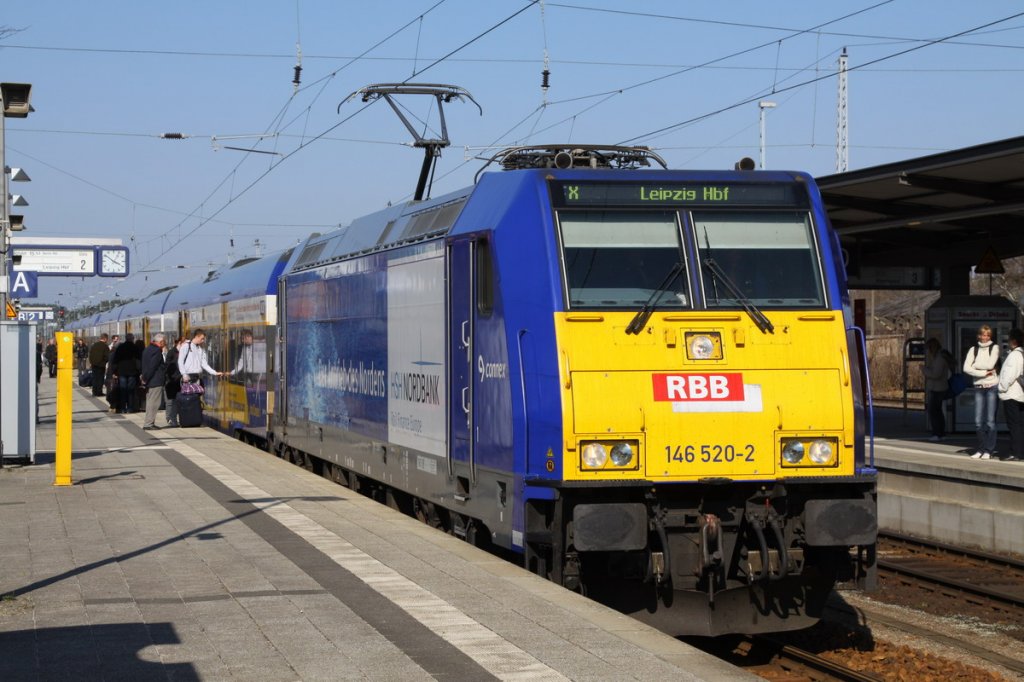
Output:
(385, 489), (413, 515)
(329, 463), (347, 486)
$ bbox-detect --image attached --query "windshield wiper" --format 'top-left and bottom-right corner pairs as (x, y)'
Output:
(702, 257), (775, 334)
(625, 262), (683, 335)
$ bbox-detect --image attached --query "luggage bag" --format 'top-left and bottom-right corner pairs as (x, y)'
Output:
(176, 392), (203, 428)
(78, 370), (93, 387)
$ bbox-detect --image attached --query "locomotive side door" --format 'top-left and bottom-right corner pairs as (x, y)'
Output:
(276, 277), (288, 431)
(447, 237), (477, 483)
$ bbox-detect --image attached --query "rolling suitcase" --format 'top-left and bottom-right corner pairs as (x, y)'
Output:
(78, 370), (93, 387)
(176, 392), (203, 428)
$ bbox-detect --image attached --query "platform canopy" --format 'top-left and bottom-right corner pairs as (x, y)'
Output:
(817, 136), (1024, 275)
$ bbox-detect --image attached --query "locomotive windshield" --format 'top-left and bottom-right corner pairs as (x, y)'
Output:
(559, 210), (689, 309)
(695, 211), (825, 309)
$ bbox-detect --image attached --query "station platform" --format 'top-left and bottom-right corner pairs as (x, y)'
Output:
(871, 404), (1024, 555)
(0, 377), (755, 681)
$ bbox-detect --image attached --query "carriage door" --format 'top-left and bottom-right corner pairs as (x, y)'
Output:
(448, 236), (479, 484)
(276, 278), (288, 429)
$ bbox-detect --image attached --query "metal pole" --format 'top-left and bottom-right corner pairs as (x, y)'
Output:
(759, 106), (766, 170)
(1, 100), (7, 317)
(54, 331), (73, 485)
(757, 101), (775, 170)
(0, 100), (6, 464)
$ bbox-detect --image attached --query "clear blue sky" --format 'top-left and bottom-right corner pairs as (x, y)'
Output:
(3, 1), (1023, 307)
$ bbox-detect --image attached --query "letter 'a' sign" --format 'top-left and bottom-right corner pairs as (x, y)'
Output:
(8, 270), (38, 298)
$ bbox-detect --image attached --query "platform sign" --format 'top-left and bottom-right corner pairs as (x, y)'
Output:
(847, 265), (935, 290)
(8, 270), (38, 298)
(975, 247), (1004, 274)
(17, 309), (54, 322)
(13, 247), (96, 276)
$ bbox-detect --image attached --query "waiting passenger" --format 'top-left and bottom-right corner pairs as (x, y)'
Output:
(140, 334), (168, 431)
(44, 340), (57, 378)
(112, 333), (141, 413)
(964, 325), (1000, 459)
(88, 334), (110, 397)
(921, 338), (953, 441)
(997, 328), (1024, 462)
(164, 337), (185, 427)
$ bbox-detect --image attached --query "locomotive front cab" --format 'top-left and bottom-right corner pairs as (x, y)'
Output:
(536, 175), (877, 636)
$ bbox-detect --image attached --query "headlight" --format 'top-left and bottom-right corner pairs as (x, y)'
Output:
(684, 332), (723, 360)
(579, 440), (640, 470)
(689, 335), (715, 359)
(781, 440), (805, 464)
(582, 443), (608, 469)
(780, 437), (838, 467)
(808, 439), (834, 464)
(610, 442), (634, 467)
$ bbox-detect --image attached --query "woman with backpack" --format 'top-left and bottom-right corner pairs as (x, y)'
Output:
(964, 325), (1001, 460)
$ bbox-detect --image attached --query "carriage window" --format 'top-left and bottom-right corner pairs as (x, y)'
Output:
(559, 211), (688, 309)
(227, 328), (268, 386)
(695, 211), (825, 308)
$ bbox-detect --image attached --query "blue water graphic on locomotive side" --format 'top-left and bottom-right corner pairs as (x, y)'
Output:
(285, 252), (390, 442)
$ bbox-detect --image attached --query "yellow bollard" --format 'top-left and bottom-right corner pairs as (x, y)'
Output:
(54, 332), (73, 486)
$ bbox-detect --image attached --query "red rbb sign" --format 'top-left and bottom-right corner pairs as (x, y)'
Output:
(652, 373), (745, 401)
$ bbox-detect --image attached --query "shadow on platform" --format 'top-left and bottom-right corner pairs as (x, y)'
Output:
(0, 621), (198, 681)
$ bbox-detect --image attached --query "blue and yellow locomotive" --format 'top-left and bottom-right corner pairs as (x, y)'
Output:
(272, 145), (877, 636)
(72, 144), (876, 636)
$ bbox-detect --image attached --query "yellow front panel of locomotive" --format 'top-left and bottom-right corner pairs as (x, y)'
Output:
(555, 312), (855, 482)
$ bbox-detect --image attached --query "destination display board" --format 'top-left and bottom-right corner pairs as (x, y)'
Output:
(14, 247), (96, 275)
(10, 244), (129, 278)
(551, 181), (808, 208)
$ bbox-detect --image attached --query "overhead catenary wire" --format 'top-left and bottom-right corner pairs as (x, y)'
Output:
(125, 0), (458, 286)
(107, 1), (541, 302)
(31, 3), (1023, 302)
(617, 9), (1024, 146)
(420, 6), (1018, 199)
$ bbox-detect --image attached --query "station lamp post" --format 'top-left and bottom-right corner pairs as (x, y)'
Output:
(1, 82), (33, 319)
(758, 100), (776, 170)
(0, 82), (32, 467)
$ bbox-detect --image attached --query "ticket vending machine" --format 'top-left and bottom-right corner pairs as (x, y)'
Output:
(924, 295), (1019, 433)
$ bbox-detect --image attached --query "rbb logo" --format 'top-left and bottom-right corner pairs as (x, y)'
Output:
(652, 373), (744, 401)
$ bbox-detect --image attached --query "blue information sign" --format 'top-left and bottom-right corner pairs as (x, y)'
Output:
(8, 270), (38, 298)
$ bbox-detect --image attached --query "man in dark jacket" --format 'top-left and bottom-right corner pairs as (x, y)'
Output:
(44, 340), (58, 378)
(112, 333), (141, 413)
(140, 333), (168, 430)
(88, 334), (110, 396)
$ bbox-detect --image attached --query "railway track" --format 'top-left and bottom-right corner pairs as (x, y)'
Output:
(743, 635), (882, 681)
(688, 632), (884, 681)
(877, 531), (1024, 615)
(689, 533), (1024, 680)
